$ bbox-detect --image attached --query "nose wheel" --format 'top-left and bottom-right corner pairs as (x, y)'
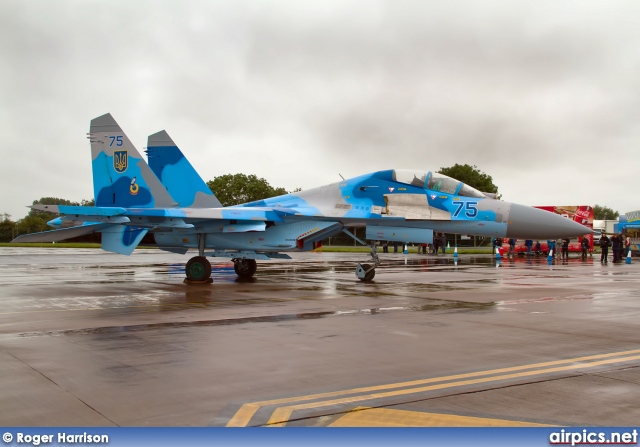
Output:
(356, 263), (376, 281)
(356, 241), (381, 282)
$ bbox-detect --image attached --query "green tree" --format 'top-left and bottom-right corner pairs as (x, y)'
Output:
(28, 197), (81, 222)
(207, 174), (288, 206)
(594, 204), (619, 220)
(27, 197), (94, 225)
(17, 215), (50, 235)
(437, 164), (499, 195)
(0, 213), (16, 242)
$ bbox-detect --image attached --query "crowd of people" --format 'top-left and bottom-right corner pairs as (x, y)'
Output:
(598, 233), (632, 263)
(379, 233), (633, 262)
(493, 234), (631, 262)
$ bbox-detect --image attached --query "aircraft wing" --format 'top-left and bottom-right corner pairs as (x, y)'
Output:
(12, 222), (113, 243)
(29, 204), (299, 224)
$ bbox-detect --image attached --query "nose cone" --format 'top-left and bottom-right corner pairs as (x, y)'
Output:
(506, 204), (593, 239)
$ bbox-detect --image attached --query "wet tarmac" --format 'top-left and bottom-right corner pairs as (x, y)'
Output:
(1, 247), (640, 426)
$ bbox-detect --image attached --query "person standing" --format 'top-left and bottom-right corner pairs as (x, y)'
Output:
(525, 239), (533, 257)
(625, 234), (632, 258)
(581, 235), (590, 260)
(382, 241), (389, 253)
(561, 238), (570, 261)
(433, 233), (440, 255)
(440, 233), (447, 255)
(393, 241), (399, 253)
(555, 239), (563, 259)
(612, 234), (622, 263)
(547, 239), (556, 257)
(508, 238), (516, 257)
(599, 233), (610, 264)
(494, 237), (503, 257)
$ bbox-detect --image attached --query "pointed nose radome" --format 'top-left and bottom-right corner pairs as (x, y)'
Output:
(506, 204), (593, 239)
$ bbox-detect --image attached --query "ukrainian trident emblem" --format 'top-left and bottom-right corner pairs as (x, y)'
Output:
(114, 151), (128, 173)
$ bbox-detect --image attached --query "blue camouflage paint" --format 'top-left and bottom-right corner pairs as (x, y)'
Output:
(122, 227), (147, 246)
(95, 176), (153, 207)
(146, 144), (221, 208)
(101, 225), (149, 255)
(243, 194), (323, 217)
(146, 146), (184, 172)
(92, 153), (155, 207)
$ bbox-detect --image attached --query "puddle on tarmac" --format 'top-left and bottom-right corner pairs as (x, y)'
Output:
(17, 299), (495, 338)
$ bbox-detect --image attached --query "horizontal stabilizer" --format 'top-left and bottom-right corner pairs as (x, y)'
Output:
(30, 204), (127, 216)
(12, 223), (111, 243)
(58, 215), (131, 224)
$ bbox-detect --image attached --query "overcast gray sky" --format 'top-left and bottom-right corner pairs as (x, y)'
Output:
(2, 0), (639, 221)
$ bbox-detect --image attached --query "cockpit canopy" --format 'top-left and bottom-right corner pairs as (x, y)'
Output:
(391, 169), (487, 198)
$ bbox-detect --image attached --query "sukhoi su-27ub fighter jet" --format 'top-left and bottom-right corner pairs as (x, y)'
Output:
(15, 114), (592, 282)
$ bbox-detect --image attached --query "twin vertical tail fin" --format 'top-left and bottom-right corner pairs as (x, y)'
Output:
(89, 113), (178, 254)
(16, 114), (186, 255)
(89, 113), (177, 209)
(146, 131), (223, 208)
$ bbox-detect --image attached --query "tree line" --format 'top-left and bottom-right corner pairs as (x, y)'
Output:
(1, 166), (620, 242)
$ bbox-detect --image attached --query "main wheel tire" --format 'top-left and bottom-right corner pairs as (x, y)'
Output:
(360, 263), (375, 281)
(234, 259), (257, 278)
(185, 256), (212, 281)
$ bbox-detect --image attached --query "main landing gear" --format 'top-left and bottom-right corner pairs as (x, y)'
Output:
(185, 256), (212, 282)
(356, 241), (381, 282)
(233, 258), (257, 279)
(184, 236), (259, 283)
(183, 257), (258, 282)
(185, 234), (213, 283)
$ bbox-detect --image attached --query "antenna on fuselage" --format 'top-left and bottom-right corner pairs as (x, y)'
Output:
(339, 173), (345, 180)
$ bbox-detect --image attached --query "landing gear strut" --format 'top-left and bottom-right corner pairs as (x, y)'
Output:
(356, 241), (381, 282)
(233, 258), (257, 279)
(185, 234), (212, 282)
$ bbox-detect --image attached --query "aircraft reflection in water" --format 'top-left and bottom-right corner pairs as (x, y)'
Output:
(15, 114), (591, 282)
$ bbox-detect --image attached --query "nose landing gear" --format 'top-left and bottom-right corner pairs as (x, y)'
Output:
(356, 241), (381, 282)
